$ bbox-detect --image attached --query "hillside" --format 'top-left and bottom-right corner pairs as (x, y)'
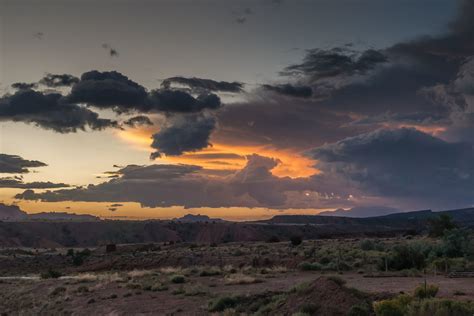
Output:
(0, 206), (473, 248)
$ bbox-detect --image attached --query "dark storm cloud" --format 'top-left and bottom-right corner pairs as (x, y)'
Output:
(150, 114), (217, 158)
(0, 177), (70, 189)
(15, 155), (318, 208)
(123, 115), (153, 127)
(309, 128), (474, 209)
(11, 82), (38, 90)
(67, 70), (222, 114)
(218, 0), (474, 154)
(282, 47), (387, 82)
(0, 89), (118, 133)
(161, 77), (244, 93)
(262, 84), (312, 98)
(274, 0), (474, 125)
(147, 90), (221, 113)
(0, 154), (47, 173)
(215, 96), (370, 149)
(67, 71), (148, 110)
(180, 153), (244, 160)
(39, 73), (79, 87)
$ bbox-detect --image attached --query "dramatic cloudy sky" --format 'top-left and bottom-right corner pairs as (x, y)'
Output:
(1, 0), (473, 220)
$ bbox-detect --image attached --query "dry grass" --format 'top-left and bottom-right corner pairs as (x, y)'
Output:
(159, 267), (184, 275)
(127, 270), (156, 278)
(224, 273), (262, 285)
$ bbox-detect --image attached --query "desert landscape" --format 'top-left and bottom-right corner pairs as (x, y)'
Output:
(0, 206), (473, 315)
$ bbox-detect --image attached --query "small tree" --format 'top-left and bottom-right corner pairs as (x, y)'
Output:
(428, 214), (456, 237)
(290, 236), (303, 246)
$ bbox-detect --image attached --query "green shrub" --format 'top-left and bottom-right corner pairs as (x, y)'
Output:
(208, 296), (238, 312)
(360, 240), (376, 251)
(170, 275), (186, 284)
(407, 299), (474, 316)
(41, 269), (62, 279)
(383, 242), (429, 271)
(373, 295), (412, 316)
(290, 236), (303, 246)
(199, 268), (221, 277)
(299, 303), (319, 314)
(441, 229), (469, 258)
(413, 283), (438, 299)
(298, 261), (322, 271)
(348, 303), (371, 316)
(266, 236), (280, 243)
(428, 214), (456, 237)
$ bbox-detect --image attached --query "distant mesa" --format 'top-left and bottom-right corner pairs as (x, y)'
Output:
(0, 204), (28, 221)
(0, 203), (99, 222)
(318, 206), (401, 218)
(173, 213), (224, 223)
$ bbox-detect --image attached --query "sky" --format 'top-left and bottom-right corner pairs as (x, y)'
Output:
(1, 0), (473, 220)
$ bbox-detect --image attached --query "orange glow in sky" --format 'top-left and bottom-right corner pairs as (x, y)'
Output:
(116, 127), (318, 178)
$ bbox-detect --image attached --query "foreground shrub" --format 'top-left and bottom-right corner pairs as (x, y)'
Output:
(170, 275), (186, 284)
(41, 269), (62, 279)
(208, 296), (238, 312)
(413, 283), (438, 299)
(266, 236), (280, 243)
(298, 261), (322, 271)
(383, 242), (430, 271)
(374, 294), (474, 316)
(407, 298), (474, 316)
(199, 267), (221, 277)
(373, 295), (412, 316)
(299, 303), (319, 314)
(224, 273), (261, 285)
(348, 303), (371, 316)
(290, 236), (303, 246)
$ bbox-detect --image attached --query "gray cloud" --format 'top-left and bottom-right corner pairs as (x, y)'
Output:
(67, 71), (148, 111)
(15, 154), (315, 208)
(67, 71), (222, 114)
(0, 89), (118, 133)
(147, 89), (221, 113)
(0, 154), (47, 173)
(282, 47), (387, 82)
(11, 82), (38, 90)
(150, 114), (217, 158)
(309, 128), (474, 209)
(39, 73), (79, 87)
(161, 77), (244, 93)
(232, 7), (252, 24)
(102, 43), (119, 57)
(123, 115), (153, 127)
(0, 177), (70, 189)
(215, 96), (370, 149)
(262, 84), (312, 98)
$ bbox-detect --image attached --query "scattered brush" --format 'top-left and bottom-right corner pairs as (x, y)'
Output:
(224, 273), (262, 285)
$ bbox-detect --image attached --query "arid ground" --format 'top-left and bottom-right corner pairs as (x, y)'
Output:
(1, 237), (473, 315)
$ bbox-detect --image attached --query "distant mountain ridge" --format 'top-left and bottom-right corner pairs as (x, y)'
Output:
(173, 214), (224, 222)
(264, 208), (474, 226)
(0, 206), (473, 247)
(0, 203), (100, 222)
(318, 206), (400, 218)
